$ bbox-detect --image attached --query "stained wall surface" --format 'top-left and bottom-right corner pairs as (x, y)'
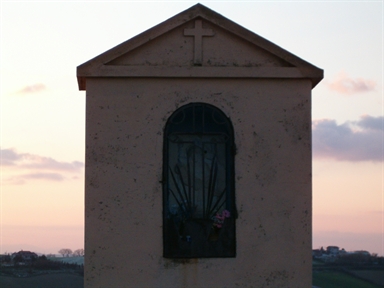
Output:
(85, 77), (312, 287)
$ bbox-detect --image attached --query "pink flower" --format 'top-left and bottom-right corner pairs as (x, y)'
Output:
(222, 210), (230, 218)
(212, 210), (231, 228)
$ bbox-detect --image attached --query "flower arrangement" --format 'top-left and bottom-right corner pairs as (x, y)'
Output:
(212, 209), (231, 228)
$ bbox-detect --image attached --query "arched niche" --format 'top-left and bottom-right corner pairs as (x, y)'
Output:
(163, 103), (236, 258)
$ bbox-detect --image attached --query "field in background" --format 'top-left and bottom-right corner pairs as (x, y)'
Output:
(1, 270), (382, 288)
(350, 270), (384, 286)
(0, 273), (83, 288)
(50, 256), (84, 265)
(313, 270), (382, 288)
(1, 259), (382, 288)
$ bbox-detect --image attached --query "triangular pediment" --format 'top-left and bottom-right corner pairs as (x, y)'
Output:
(77, 4), (323, 90)
(107, 19), (293, 68)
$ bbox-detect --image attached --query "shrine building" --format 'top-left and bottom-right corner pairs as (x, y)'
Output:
(77, 4), (323, 287)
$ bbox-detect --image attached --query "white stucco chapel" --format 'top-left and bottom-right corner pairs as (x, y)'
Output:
(77, 4), (323, 287)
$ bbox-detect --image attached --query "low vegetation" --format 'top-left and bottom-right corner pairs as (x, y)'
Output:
(1, 248), (383, 287)
(0, 254), (83, 278)
(0, 273), (83, 288)
(313, 252), (384, 287)
(313, 270), (382, 288)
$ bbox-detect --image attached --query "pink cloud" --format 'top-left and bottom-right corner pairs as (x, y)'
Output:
(1, 148), (83, 171)
(4, 173), (64, 185)
(327, 72), (376, 94)
(312, 115), (383, 162)
(1, 148), (83, 185)
(17, 83), (46, 94)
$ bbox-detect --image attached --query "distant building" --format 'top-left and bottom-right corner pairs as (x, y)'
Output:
(312, 249), (323, 258)
(352, 250), (370, 256)
(11, 250), (38, 263)
(326, 246), (340, 255)
(313, 246), (342, 262)
(0, 254), (11, 264)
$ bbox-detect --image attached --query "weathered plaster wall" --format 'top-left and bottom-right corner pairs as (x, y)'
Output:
(85, 77), (312, 287)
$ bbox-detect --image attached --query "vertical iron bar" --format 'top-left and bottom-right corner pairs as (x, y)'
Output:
(202, 104), (207, 218)
(206, 153), (216, 217)
(187, 146), (192, 217)
(192, 144), (196, 216)
(202, 141), (206, 218)
(210, 157), (218, 218)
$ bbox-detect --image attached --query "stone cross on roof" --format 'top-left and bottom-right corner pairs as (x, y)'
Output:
(184, 19), (214, 65)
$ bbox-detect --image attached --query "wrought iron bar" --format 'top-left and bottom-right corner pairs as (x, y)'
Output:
(168, 188), (185, 217)
(187, 149), (192, 217)
(206, 154), (217, 218)
(170, 168), (190, 217)
(174, 165), (192, 215)
(191, 145), (195, 216)
(207, 188), (226, 218)
(202, 143), (206, 218)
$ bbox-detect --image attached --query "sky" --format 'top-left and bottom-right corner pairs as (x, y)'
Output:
(0, 1), (383, 256)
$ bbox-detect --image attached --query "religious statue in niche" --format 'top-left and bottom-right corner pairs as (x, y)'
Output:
(163, 103), (236, 258)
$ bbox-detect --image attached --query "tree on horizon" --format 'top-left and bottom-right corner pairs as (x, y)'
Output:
(58, 248), (73, 257)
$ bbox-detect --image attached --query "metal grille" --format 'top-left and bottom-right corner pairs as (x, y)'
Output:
(163, 103), (235, 258)
(167, 134), (227, 220)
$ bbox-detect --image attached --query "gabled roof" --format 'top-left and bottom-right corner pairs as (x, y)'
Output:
(77, 3), (323, 90)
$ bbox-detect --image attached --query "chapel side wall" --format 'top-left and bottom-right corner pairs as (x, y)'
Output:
(84, 78), (312, 288)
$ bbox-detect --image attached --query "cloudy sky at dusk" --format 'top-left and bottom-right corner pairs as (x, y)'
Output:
(1, 1), (383, 255)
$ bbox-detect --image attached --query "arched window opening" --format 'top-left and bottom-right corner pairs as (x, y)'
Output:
(163, 103), (235, 258)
